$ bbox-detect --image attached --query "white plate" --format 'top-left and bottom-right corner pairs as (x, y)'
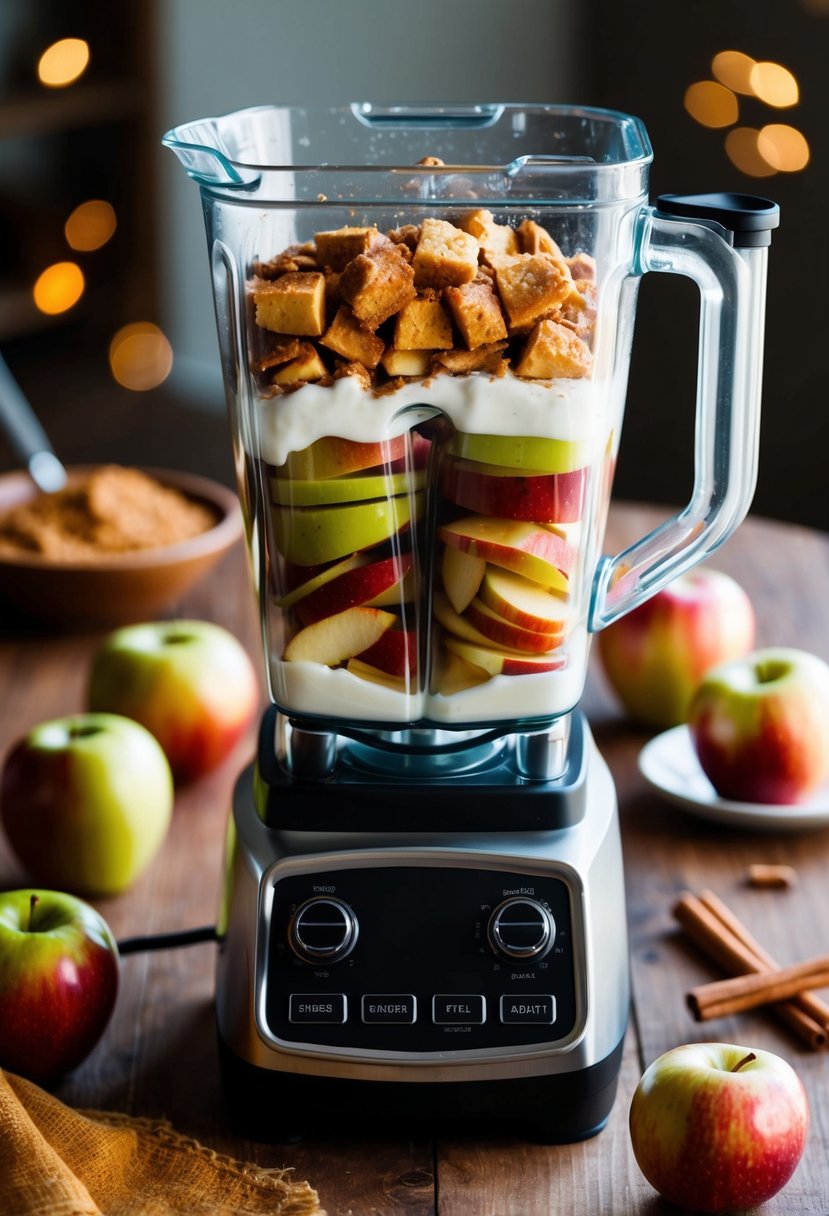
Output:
(637, 725), (829, 831)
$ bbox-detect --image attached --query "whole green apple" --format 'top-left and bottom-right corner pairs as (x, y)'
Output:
(1, 713), (173, 897)
(630, 1042), (809, 1212)
(87, 619), (259, 783)
(0, 888), (119, 1083)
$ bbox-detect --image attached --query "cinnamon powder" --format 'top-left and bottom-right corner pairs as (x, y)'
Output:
(0, 466), (218, 560)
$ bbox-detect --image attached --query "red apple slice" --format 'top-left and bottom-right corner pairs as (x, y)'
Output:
(276, 553), (366, 609)
(466, 596), (565, 654)
(479, 566), (569, 635)
(433, 591), (526, 653)
(438, 516), (575, 591)
(295, 555), (413, 626)
(275, 434), (407, 480)
(355, 628), (417, 677)
(442, 458), (586, 523)
(443, 635), (568, 677)
(283, 607), (396, 665)
(441, 546), (486, 614)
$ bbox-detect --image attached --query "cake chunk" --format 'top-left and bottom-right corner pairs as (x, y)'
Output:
(271, 343), (328, 386)
(320, 306), (386, 368)
(339, 247), (416, 330)
(494, 254), (573, 330)
(253, 272), (326, 336)
(517, 219), (566, 259)
(315, 226), (386, 271)
(381, 349), (433, 377)
(432, 342), (508, 375)
(393, 293), (453, 350)
(460, 209), (519, 262)
(412, 218), (479, 290)
(444, 280), (508, 349)
(514, 319), (592, 379)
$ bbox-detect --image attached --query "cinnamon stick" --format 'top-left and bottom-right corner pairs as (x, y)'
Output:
(688, 953), (829, 1022)
(672, 891), (827, 1049)
(698, 888), (829, 1033)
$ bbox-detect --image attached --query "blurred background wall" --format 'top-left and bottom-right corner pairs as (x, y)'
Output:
(0, 0), (826, 529)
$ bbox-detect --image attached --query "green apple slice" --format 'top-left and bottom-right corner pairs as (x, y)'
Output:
(272, 491), (423, 566)
(447, 433), (589, 474)
(270, 468), (426, 506)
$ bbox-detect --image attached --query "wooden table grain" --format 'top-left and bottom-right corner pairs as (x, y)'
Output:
(2, 499), (829, 1215)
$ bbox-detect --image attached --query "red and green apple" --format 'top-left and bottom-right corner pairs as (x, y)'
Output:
(87, 620), (260, 783)
(0, 889), (120, 1084)
(272, 491), (422, 566)
(629, 1042), (809, 1212)
(688, 646), (829, 804)
(438, 515), (575, 592)
(442, 457), (586, 523)
(597, 567), (755, 729)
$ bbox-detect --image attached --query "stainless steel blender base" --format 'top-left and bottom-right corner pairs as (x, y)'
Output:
(214, 713), (629, 1141)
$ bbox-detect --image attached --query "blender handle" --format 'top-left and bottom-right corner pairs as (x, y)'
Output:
(589, 199), (778, 632)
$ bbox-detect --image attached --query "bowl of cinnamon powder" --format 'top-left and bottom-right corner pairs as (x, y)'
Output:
(0, 464), (244, 626)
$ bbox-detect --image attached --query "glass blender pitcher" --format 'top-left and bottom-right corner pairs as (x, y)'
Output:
(164, 104), (777, 1142)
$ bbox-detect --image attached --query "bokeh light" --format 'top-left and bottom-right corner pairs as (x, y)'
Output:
(711, 50), (757, 95)
(109, 323), (173, 391)
(684, 81), (739, 128)
(758, 124), (810, 171)
(724, 128), (778, 177)
(750, 61), (800, 108)
(65, 200), (118, 252)
(33, 262), (85, 314)
(37, 38), (90, 88)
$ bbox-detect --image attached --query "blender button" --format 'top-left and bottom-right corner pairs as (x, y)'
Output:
(361, 994), (417, 1024)
(432, 994), (486, 1024)
(500, 994), (556, 1024)
(288, 994), (347, 1023)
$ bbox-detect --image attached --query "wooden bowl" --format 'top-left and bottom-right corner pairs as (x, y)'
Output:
(0, 466), (244, 627)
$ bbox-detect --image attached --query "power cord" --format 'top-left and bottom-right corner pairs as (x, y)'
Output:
(116, 925), (219, 955)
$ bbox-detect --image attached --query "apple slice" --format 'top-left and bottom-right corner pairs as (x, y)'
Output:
(355, 628), (417, 677)
(276, 553), (365, 609)
(443, 635), (568, 677)
(283, 607), (396, 665)
(438, 515), (575, 591)
(366, 566), (415, 607)
(431, 648), (490, 695)
(346, 658), (407, 691)
(441, 546), (486, 614)
(433, 590), (525, 652)
(442, 458), (586, 523)
(448, 432), (589, 474)
(275, 434), (408, 481)
(466, 596), (565, 654)
(479, 566), (569, 635)
(295, 555), (413, 626)
(270, 468), (426, 507)
(273, 491), (422, 566)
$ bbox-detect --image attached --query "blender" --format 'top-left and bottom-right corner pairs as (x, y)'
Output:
(164, 104), (778, 1141)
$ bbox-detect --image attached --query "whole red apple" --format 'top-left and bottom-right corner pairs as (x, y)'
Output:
(87, 620), (260, 783)
(597, 567), (755, 729)
(688, 646), (829, 804)
(0, 889), (119, 1084)
(1, 713), (173, 897)
(630, 1042), (809, 1212)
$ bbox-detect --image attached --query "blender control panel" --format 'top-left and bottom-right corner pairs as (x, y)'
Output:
(262, 865), (580, 1054)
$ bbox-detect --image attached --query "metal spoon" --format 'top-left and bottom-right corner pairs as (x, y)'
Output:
(0, 351), (67, 493)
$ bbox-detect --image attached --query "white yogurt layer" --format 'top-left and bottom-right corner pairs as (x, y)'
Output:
(255, 372), (606, 468)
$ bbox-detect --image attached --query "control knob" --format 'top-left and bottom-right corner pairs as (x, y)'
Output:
(487, 897), (555, 961)
(288, 897), (358, 963)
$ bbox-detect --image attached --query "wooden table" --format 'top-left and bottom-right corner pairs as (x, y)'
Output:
(2, 498), (829, 1215)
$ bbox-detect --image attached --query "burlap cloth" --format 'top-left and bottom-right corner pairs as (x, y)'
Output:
(0, 1069), (324, 1216)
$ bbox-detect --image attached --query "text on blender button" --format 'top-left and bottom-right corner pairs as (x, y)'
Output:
(361, 994), (416, 1023)
(433, 994), (486, 1024)
(288, 994), (347, 1023)
(499, 994), (556, 1024)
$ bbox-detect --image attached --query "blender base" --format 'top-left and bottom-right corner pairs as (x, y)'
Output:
(217, 1031), (626, 1144)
